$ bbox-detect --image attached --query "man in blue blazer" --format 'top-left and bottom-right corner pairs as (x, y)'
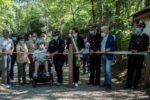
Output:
(100, 25), (117, 89)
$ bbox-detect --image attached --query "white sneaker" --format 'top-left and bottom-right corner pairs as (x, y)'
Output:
(45, 72), (50, 77)
(33, 73), (37, 78)
(74, 83), (79, 87)
(6, 85), (11, 89)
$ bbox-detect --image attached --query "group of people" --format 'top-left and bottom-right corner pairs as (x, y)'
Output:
(0, 21), (149, 90)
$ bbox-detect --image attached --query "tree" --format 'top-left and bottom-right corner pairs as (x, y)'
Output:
(145, 0), (150, 7)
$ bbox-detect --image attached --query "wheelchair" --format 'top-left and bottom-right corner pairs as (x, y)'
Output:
(31, 56), (53, 88)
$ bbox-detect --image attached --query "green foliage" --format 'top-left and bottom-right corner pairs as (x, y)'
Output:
(0, 0), (149, 50)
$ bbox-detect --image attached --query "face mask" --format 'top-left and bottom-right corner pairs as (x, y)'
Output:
(29, 37), (32, 40)
(42, 37), (46, 40)
(135, 28), (142, 34)
(12, 37), (17, 41)
(84, 38), (87, 42)
(4, 34), (9, 39)
(73, 33), (77, 37)
(101, 33), (106, 37)
(53, 36), (58, 40)
(32, 37), (36, 41)
(90, 31), (96, 35)
(39, 44), (44, 49)
(20, 40), (24, 44)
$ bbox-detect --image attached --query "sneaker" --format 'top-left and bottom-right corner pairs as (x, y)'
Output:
(86, 82), (94, 85)
(45, 72), (50, 77)
(123, 86), (132, 89)
(100, 84), (107, 87)
(6, 84), (12, 89)
(74, 83), (79, 87)
(55, 82), (62, 86)
(106, 85), (112, 90)
(132, 86), (139, 90)
(33, 73), (37, 78)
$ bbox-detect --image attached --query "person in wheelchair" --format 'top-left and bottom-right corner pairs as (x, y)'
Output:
(33, 40), (49, 78)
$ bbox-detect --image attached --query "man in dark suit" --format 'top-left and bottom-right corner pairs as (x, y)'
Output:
(87, 24), (101, 85)
(125, 21), (149, 89)
(100, 25), (117, 89)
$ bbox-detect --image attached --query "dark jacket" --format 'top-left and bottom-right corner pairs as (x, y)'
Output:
(128, 33), (149, 52)
(89, 34), (101, 52)
(67, 35), (85, 52)
(47, 38), (65, 55)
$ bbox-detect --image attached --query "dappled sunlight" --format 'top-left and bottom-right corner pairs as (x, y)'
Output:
(0, 66), (149, 100)
(0, 83), (149, 100)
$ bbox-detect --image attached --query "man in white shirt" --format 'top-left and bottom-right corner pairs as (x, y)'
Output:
(100, 26), (117, 89)
(1, 30), (14, 88)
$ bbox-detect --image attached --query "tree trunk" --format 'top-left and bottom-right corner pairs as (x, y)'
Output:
(136, 0), (140, 11)
(91, 0), (95, 23)
(115, 0), (121, 16)
(145, 0), (150, 7)
(125, 0), (130, 17)
(70, 3), (76, 27)
(98, 0), (103, 26)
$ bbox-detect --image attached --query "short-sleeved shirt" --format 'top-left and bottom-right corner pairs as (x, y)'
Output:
(16, 43), (28, 64)
(26, 39), (37, 53)
(0, 38), (14, 53)
(33, 49), (48, 63)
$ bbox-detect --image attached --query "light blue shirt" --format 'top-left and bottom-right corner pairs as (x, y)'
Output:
(83, 42), (90, 54)
(33, 49), (48, 63)
(101, 35), (108, 52)
(0, 37), (14, 53)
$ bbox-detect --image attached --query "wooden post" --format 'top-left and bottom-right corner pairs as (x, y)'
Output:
(68, 44), (73, 85)
(1, 49), (7, 84)
(144, 51), (150, 87)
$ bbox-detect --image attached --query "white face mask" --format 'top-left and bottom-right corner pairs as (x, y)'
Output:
(32, 37), (36, 41)
(73, 33), (78, 37)
(101, 33), (106, 37)
(53, 36), (58, 40)
(39, 44), (45, 49)
(12, 37), (17, 41)
(90, 31), (96, 35)
(20, 40), (24, 44)
(84, 38), (87, 42)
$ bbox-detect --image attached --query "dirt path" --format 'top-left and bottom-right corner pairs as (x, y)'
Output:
(0, 66), (149, 100)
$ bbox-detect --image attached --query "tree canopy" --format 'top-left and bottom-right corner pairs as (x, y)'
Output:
(0, 0), (149, 50)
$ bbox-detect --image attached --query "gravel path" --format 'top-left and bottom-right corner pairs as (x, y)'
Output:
(0, 65), (149, 100)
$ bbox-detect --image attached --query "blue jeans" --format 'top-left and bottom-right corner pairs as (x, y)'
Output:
(0, 56), (2, 77)
(101, 55), (112, 88)
(7, 55), (11, 85)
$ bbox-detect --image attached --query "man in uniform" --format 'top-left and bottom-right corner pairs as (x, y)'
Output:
(125, 21), (149, 89)
(87, 24), (101, 86)
(47, 30), (65, 85)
